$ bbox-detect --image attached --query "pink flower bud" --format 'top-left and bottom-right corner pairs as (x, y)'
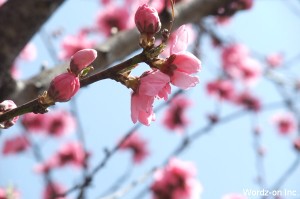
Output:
(48, 72), (80, 102)
(135, 4), (161, 35)
(70, 49), (97, 75)
(0, 100), (19, 129)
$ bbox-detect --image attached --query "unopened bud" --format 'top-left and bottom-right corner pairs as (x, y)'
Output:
(70, 49), (97, 75)
(0, 100), (19, 129)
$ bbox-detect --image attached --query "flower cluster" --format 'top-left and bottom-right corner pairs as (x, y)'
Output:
(130, 6), (201, 126)
(151, 158), (203, 199)
(46, 49), (97, 103)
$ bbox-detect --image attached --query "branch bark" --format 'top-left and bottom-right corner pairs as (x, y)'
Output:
(0, 0), (65, 103)
(1, 0), (233, 105)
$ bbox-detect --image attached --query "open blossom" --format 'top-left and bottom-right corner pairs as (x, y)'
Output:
(266, 53), (283, 68)
(119, 133), (149, 164)
(162, 96), (192, 133)
(234, 91), (261, 112)
(237, 57), (262, 86)
(151, 158), (203, 199)
(131, 70), (170, 126)
(206, 79), (235, 101)
(222, 193), (248, 199)
(0, 100), (19, 129)
(47, 110), (76, 137)
(48, 72), (80, 102)
(271, 112), (297, 135)
(2, 135), (30, 155)
(69, 49), (97, 75)
(59, 31), (95, 60)
(35, 141), (89, 173)
(222, 43), (249, 70)
(43, 183), (66, 199)
(135, 4), (161, 35)
(96, 5), (130, 36)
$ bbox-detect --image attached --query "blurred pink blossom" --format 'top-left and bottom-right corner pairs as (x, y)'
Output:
(96, 4), (130, 36)
(151, 158), (203, 199)
(47, 110), (76, 137)
(266, 53), (283, 68)
(162, 96), (192, 133)
(293, 137), (300, 152)
(206, 79), (235, 101)
(0, 187), (20, 199)
(0, 0), (6, 7)
(119, 133), (149, 164)
(222, 43), (249, 70)
(271, 112), (297, 135)
(237, 57), (262, 86)
(43, 183), (66, 199)
(19, 42), (37, 61)
(234, 91), (261, 112)
(2, 135), (30, 155)
(22, 113), (49, 133)
(59, 31), (95, 60)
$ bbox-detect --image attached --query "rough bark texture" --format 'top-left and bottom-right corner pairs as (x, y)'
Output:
(0, 0), (65, 103)
(1, 0), (234, 105)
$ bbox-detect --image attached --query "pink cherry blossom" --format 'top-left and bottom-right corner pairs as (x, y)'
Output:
(2, 135), (30, 155)
(131, 70), (170, 126)
(151, 158), (203, 199)
(47, 110), (76, 137)
(222, 193), (248, 199)
(234, 91), (261, 112)
(162, 52), (201, 89)
(59, 31), (95, 60)
(162, 96), (192, 133)
(266, 53), (283, 68)
(119, 132), (149, 164)
(271, 112), (297, 135)
(0, 100), (19, 129)
(35, 141), (89, 173)
(0, 187), (20, 199)
(22, 113), (49, 133)
(236, 57), (262, 86)
(222, 43), (249, 70)
(206, 79), (235, 101)
(69, 48), (97, 75)
(96, 4), (130, 36)
(47, 72), (80, 102)
(135, 4), (161, 36)
(43, 183), (66, 199)
(19, 42), (37, 61)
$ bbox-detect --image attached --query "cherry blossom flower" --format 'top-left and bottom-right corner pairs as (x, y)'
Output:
(2, 135), (30, 155)
(135, 4), (161, 36)
(222, 193), (248, 199)
(206, 79), (235, 101)
(47, 72), (80, 102)
(96, 4), (130, 36)
(266, 53), (283, 68)
(237, 57), (262, 86)
(271, 112), (297, 135)
(35, 141), (89, 173)
(162, 96), (192, 133)
(151, 158), (203, 199)
(131, 70), (170, 126)
(59, 31), (95, 60)
(234, 91), (261, 112)
(0, 100), (19, 129)
(22, 113), (49, 133)
(43, 183), (66, 199)
(19, 43), (37, 61)
(119, 132), (149, 164)
(222, 43), (249, 70)
(47, 110), (76, 137)
(69, 48), (97, 75)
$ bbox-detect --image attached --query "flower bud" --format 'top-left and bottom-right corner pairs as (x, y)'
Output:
(48, 72), (80, 102)
(70, 49), (97, 75)
(0, 100), (19, 129)
(135, 4), (161, 35)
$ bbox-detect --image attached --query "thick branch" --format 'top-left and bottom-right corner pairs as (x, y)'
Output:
(5, 0), (233, 105)
(0, 0), (65, 102)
